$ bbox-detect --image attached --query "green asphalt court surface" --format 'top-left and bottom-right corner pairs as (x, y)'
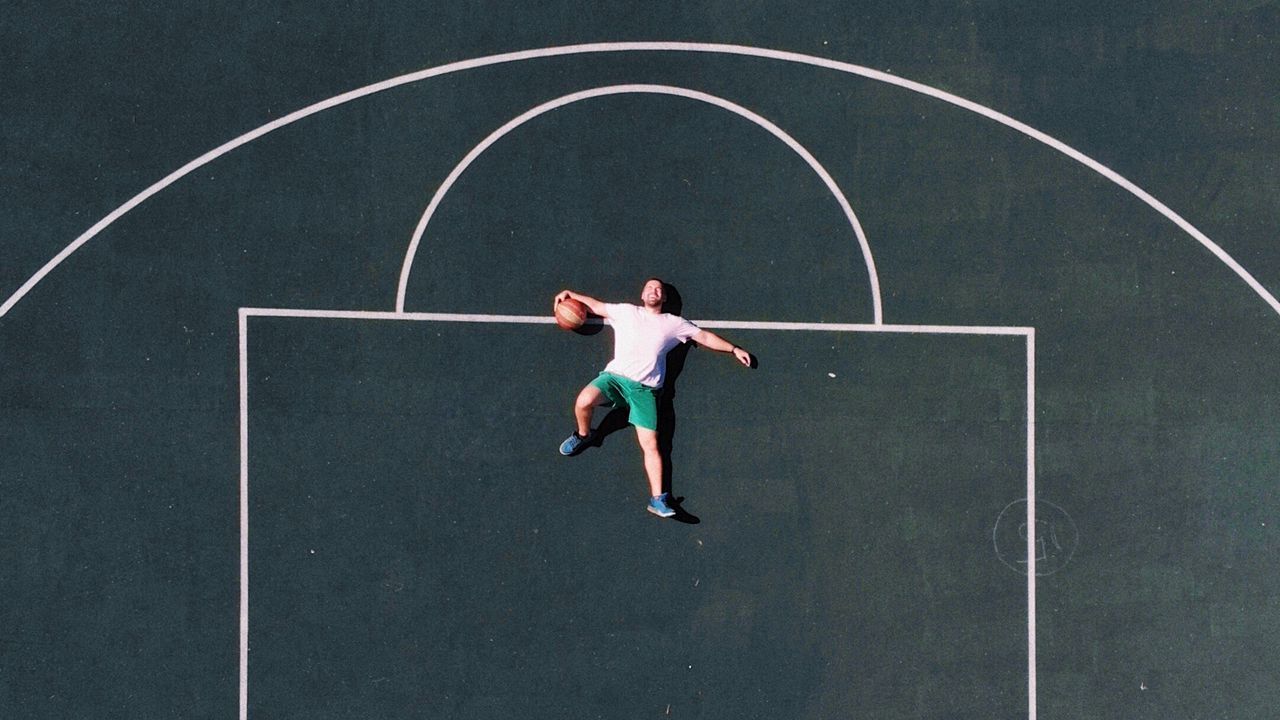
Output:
(3, 3), (1280, 719)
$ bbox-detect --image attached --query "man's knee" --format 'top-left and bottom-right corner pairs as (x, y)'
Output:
(575, 386), (603, 410)
(635, 428), (660, 452)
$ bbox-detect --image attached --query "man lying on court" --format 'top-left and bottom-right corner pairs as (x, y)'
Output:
(554, 278), (754, 518)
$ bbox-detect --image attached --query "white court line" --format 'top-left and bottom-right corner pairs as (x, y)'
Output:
(1026, 329), (1037, 720)
(393, 84), (882, 323)
(3, 43), (1276, 323)
(237, 308), (1037, 719)
(241, 306), (1030, 336)
(237, 308), (250, 720)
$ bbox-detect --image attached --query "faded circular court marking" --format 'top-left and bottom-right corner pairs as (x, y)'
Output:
(993, 499), (1079, 576)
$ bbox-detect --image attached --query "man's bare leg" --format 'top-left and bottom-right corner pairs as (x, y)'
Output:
(635, 427), (664, 497)
(561, 384), (610, 456)
(573, 385), (607, 437)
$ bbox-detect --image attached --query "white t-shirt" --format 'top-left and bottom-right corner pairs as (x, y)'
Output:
(602, 303), (700, 388)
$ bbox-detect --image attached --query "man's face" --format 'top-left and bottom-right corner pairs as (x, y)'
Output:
(641, 280), (664, 309)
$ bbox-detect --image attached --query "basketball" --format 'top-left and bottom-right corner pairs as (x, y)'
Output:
(555, 297), (589, 331)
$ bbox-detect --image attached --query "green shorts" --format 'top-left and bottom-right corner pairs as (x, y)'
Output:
(590, 371), (661, 431)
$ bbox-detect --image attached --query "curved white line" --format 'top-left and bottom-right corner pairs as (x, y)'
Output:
(4, 41), (1275, 321)
(394, 84), (882, 321)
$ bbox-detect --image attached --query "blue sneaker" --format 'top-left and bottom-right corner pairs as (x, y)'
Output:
(559, 432), (592, 456)
(647, 493), (676, 518)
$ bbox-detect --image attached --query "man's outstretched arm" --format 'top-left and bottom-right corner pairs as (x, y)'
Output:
(554, 290), (610, 318)
(692, 329), (753, 368)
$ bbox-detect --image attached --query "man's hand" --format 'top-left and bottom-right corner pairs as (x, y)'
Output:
(554, 290), (608, 318)
(693, 329), (754, 368)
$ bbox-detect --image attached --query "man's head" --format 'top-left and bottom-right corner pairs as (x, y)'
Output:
(640, 277), (666, 311)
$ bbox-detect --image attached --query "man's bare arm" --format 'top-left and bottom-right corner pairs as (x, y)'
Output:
(692, 329), (752, 368)
(554, 290), (609, 318)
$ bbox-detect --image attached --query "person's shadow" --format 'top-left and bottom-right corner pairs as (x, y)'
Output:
(589, 283), (700, 524)
(657, 340), (699, 524)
